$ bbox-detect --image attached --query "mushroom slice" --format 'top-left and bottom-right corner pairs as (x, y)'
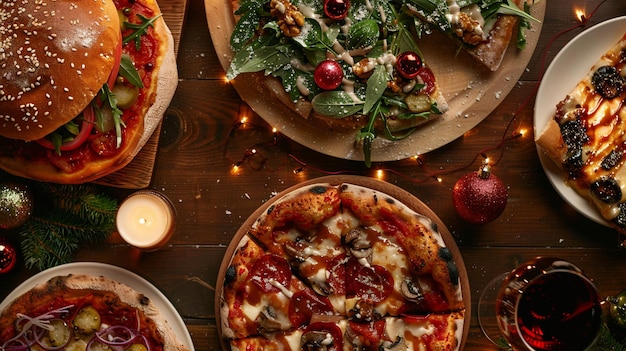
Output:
(310, 279), (333, 296)
(285, 239), (310, 263)
(380, 336), (407, 351)
(257, 306), (289, 336)
(344, 228), (372, 260)
(400, 278), (423, 302)
(347, 299), (380, 322)
(301, 330), (334, 351)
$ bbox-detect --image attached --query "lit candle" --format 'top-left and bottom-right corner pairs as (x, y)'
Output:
(116, 190), (176, 251)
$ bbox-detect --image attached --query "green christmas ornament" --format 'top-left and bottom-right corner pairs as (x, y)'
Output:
(609, 290), (626, 329)
(0, 182), (33, 229)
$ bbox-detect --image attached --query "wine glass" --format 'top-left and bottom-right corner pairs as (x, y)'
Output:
(478, 257), (603, 351)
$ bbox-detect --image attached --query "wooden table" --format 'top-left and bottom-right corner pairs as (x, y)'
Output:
(2, 0), (626, 350)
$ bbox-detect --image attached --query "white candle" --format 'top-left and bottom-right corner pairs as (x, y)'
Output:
(116, 190), (176, 251)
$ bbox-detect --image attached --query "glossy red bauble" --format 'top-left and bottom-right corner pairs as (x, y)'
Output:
(324, 0), (350, 20)
(314, 60), (344, 90)
(452, 166), (508, 224)
(0, 239), (17, 274)
(396, 51), (423, 79)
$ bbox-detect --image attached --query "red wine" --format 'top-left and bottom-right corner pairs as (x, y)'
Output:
(496, 258), (601, 351)
(516, 271), (601, 350)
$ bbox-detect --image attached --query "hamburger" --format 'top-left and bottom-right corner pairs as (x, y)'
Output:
(0, 0), (178, 183)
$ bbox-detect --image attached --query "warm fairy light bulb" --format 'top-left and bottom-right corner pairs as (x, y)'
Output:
(224, 75), (231, 84)
(376, 169), (384, 179)
(240, 116), (248, 124)
(435, 176), (442, 183)
(272, 127), (278, 133)
(575, 8), (586, 23)
(518, 128), (527, 137)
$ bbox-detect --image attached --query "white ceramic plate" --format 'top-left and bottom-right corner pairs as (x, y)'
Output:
(0, 262), (195, 351)
(534, 16), (626, 227)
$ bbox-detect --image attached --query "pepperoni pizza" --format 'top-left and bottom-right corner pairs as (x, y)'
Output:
(218, 180), (467, 351)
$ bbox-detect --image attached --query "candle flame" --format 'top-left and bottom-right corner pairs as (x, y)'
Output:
(575, 8), (586, 23)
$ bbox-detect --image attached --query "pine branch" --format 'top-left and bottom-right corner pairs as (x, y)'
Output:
(20, 214), (81, 271)
(18, 183), (118, 271)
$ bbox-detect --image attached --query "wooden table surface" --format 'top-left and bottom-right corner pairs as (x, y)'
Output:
(3, 0), (626, 350)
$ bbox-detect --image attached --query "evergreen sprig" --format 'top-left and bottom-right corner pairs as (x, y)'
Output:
(18, 183), (117, 271)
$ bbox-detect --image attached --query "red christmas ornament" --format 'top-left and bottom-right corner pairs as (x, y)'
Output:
(324, 0), (350, 20)
(452, 163), (508, 224)
(0, 239), (17, 274)
(314, 60), (344, 90)
(395, 51), (423, 79)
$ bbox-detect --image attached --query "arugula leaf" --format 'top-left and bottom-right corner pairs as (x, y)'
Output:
(390, 12), (422, 55)
(98, 85), (124, 149)
(123, 14), (161, 51)
(363, 65), (390, 114)
(231, 0), (263, 50)
(346, 20), (380, 49)
(227, 44), (293, 79)
(311, 91), (363, 118)
(292, 18), (332, 51)
(497, 0), (539, 23)
(118, 54), (143, 88)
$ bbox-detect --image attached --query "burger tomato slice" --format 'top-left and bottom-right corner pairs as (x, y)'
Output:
(34, 34), (130, 154)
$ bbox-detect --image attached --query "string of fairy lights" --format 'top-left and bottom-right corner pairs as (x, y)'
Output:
(222, 1), (608, 184)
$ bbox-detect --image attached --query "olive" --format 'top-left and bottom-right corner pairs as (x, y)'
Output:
(590, 176), (622, 203)
(72, 305), (101, 334)
(601, 148), (624, 170)
(592, 65), (624, 99)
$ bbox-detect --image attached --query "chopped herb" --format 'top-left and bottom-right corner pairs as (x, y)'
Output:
(123, 14), (162, 51)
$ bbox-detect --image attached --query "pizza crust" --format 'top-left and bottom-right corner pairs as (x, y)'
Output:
(535, 118), (566, 168)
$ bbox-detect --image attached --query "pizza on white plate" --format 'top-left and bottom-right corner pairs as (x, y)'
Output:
(0, 274), (189, 351)
(536, 32), (626, 232)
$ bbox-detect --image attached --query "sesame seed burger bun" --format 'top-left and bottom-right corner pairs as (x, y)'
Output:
(0, 0), (178, 184)
(0, 0), (121, 141)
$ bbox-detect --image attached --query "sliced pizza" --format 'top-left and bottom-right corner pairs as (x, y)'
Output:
(535, 32), (626, 231)
(218, 180), (467, 350)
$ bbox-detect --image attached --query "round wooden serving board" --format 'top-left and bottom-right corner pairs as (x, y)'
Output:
(205, 0), (546, 162)
(215, 175), (470, 350)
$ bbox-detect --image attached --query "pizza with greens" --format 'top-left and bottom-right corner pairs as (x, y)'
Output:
(226, 0), (536, 165)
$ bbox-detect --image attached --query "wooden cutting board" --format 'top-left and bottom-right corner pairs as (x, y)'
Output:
(95, 1), (187, 189)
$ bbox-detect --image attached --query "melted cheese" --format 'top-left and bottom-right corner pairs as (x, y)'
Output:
(554, 37), (626, 225)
